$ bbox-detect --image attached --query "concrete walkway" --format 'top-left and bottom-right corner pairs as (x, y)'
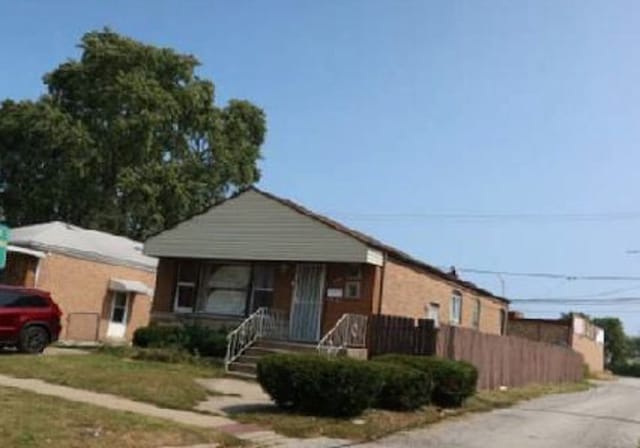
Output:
(0, 373), (350, 448)
(195, 378), (274, 416)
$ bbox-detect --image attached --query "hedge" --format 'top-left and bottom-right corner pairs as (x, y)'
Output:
(132, 324), (227, 358)
(374, 354), (478, 407)
(257, 354), (384, 417)
(369, 361), (432, 411)
(612, 362), (640, 377)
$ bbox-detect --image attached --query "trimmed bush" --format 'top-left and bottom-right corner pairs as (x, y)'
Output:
(133, 325), (186, 348)
(132, 324), (227, 358)
(257, 354), (384, 417)
(374, 354), (478, 407)
(370, 361), (432, 411)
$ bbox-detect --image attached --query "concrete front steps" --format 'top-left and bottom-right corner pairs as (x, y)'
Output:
(227, 339), (318, 379)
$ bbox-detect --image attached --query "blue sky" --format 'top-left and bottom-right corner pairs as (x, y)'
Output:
(2, 1), (640, 333)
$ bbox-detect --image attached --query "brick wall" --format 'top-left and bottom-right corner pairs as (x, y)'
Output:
(572, 332), (604, 373)
(150, 259), (379, 335)
(507, 319), (571, 346)
(36, 252), (155, 342)
(380, 257), (508, 335)
(320, 263), (377, 333)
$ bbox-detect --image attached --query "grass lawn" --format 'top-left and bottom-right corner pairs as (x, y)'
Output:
(0, 386), (239, 448)
(236, 381), (592, 442)
(0, 352), (223, 410)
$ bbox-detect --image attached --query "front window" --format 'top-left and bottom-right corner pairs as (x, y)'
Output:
(197, 264), (251, 316)
(174, 261), (198, 313)
(450, 291), (462, 325)
(250, 264), (275, 312)
(344, 264), (362, 299)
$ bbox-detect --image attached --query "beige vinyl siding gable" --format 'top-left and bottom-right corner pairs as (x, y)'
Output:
(144, 190), (379, 264)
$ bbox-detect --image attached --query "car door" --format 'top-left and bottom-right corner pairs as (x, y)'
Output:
(0, 291), (21, 342)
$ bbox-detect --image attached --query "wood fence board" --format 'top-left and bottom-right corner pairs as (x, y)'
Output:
(368, 315), (584, 389)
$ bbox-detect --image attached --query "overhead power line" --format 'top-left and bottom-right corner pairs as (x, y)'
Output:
(330, 211), (640, 222)
(511, 296), (640, 305)
(458, 268), (640, 282)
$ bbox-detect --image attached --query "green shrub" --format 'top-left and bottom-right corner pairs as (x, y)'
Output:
(369, 361), (432, 411)
(132, 324), (228, 358)
(257, 354), (384, 417)
(374, 354), (478, 407)
(181, 325), (228, 358)
(132, 325), (187, 348)
(612, 362), (640, 377)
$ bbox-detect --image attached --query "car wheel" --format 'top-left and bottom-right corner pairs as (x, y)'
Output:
(18, 326), (49, 354)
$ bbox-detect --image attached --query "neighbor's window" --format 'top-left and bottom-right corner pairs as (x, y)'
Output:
(173, 261), (198, 313)
(250, 264), (275, 312)
(197, 264), (251, 316)
(450, 291), (462, 325)
(472, 298), (481, 329)
(111, 292), (128, 323)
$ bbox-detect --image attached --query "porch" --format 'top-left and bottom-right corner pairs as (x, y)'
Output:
(152, 259), (379, 343)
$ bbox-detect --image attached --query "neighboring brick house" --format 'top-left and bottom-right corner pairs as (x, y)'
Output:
(1, 222), (157, 342)
(508, 312), (605, 373)
(144, 188), (510, 344)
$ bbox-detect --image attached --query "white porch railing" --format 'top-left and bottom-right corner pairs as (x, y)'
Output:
(317, 313), (368, 356)
(224, 307), (289, 371)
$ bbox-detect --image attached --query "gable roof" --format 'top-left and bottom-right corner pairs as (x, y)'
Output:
(251, 188), (509, 303)
(145, 187), (508, 303)
(10, 221), (157, 272)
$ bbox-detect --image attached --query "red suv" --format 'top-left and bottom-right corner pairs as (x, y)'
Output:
(0, 285), (62, 353)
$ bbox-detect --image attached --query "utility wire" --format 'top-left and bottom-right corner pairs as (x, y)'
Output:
(458, 268), (640, 281)
(330, 211), (640, 222)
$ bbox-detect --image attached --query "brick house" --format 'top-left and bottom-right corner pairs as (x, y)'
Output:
(508, 312), (605, 373)
(1, 222), (157, 342)
(144, 188), (510, 347)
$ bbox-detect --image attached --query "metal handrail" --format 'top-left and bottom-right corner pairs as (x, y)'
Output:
(317, 313), (368, 356)
(224, 307), (289, 371)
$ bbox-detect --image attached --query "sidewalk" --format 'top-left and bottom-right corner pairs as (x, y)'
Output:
(0, 373), (349, 448)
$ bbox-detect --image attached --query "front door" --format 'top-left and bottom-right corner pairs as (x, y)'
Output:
(289, 264), (325, 342)
(107, 292), (129, 339)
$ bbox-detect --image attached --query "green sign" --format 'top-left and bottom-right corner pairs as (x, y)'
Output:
(0, 225), (9, 270)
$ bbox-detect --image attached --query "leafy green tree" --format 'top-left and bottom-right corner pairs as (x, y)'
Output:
(592, 317), (629, 368)
(0, 29), (266, 240)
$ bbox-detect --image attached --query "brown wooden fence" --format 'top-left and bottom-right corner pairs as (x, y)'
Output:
(368, 315), (584, 389)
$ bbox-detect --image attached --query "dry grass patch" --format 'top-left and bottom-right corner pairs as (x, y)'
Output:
(0, 386), (239, 448)
(237, 381), (592, 442)
(0, 352), (223, 410)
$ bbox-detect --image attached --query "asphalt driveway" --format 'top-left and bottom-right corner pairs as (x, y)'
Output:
(358, 377), (640, 448)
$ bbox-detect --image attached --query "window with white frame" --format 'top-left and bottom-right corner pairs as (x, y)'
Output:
(111, 291), (129, 323)
(197, 264), (251, 316)
(450, 291), (462, 325)
(173, 261), (198, 313)
(471, 298), (481, 329)
(427, 302), (440, 327)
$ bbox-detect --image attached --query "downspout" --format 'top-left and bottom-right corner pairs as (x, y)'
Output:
(33, 255), (44, 288)
(377, 252), (387, 315)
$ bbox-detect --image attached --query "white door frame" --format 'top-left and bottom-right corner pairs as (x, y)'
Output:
(107, 291), (130, 339)
(289, 264), (326, 342)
